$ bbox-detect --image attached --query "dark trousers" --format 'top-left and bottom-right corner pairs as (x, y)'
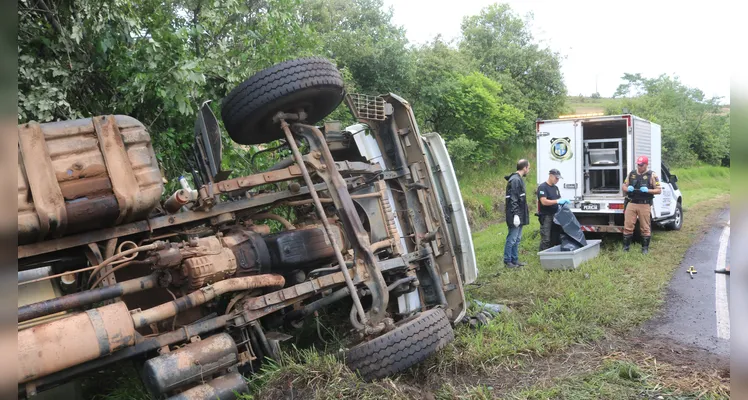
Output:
(539, 214), (561, 251)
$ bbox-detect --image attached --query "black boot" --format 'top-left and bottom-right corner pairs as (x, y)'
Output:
(642, 236), (651, 254)
(623, 235), (632, 252)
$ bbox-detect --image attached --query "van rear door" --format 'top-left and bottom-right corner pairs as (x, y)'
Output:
(536, 120), (579, 200)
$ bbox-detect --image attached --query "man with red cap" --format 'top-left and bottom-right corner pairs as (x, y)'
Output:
(621, 155), (661, 254)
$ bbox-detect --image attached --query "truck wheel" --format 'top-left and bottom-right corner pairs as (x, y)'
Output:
(666, 202), (683, 230)
(345, 308), (454, 381)
(220, 57), (345, 145)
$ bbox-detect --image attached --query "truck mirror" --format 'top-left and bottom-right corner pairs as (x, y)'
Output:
(194, 100), (232, 183)
(670, 174), (678, 183)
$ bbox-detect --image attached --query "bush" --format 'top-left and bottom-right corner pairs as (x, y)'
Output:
(446, 134), (481, 164)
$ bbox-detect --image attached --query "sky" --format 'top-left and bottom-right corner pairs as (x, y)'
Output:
(381, 0), (732, 104)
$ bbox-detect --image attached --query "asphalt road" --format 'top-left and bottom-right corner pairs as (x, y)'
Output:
(645, 207), (730, 357)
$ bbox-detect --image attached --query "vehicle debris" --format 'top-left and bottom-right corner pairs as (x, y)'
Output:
(16, 57), (478, 398)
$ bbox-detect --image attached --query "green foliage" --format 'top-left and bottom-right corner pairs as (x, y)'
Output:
(409, 36), (473, 131)
(608, 73), (729, 166)
(446, 135), (481, 164)
(19, 0), (571, 178)
(459, 3), (567, 121)
(439, 72), (524, 162)
(300, 0), (414, 96)
(19, 0), (318, 185)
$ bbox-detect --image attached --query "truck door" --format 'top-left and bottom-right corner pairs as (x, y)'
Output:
(658, 162), (676, 218)
(536, 120), (578, 200)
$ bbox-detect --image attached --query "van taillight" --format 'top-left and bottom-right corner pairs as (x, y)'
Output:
(536, 121), (543, 132)
(621, 115), (631, 126)
(608, 203), (624, 210)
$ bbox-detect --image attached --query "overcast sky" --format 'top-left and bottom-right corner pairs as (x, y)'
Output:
(381, 0), (731, 104)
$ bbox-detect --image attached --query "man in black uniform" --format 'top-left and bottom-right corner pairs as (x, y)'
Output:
(536, 168), (570, 251)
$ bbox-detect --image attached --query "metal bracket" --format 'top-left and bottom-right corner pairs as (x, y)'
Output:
(287, 122), (390, 329)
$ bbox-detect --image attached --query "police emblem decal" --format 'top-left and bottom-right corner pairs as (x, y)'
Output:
(550, 138), (572, 160)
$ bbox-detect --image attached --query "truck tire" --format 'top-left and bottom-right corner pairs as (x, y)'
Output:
(665, 202), (683, 230)
(220, 57), (345, 145)
(345, 308), (454, 381)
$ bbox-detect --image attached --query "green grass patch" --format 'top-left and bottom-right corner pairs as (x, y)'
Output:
(508, 360), (648, 399)
(454, 145), (537, 229)
(564, 96), (625, 116)
(671, 165), (730, 209)
(239, 347), (412, 400)
(507, 357), (729, 400)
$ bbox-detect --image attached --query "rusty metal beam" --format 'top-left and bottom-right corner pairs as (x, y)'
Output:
(279, 118), (369, 327)
(18, 182), (329, 259)
(241, 263), (360, 322)
(131, 275), (285, 329)
(294, 124), (389, 326)
(214, 165), (303, 193)
(18, 273), (160, 323)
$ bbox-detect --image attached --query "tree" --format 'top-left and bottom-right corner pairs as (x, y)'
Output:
(408, 36), (472, 131)
(459, 3), (567, 120)
(18, 0), (318, 189)
(299, 0), (414, 96)
(435, 72), (524, 163)
(605, 73), (729, 166)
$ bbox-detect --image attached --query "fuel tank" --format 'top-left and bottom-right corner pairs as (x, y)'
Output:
(18, 115), (164, 245)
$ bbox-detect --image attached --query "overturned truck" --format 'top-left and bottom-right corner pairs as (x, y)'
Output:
(17, 57), (477, 399)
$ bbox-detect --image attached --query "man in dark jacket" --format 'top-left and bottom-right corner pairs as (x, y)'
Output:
(503, 159), (531, 268)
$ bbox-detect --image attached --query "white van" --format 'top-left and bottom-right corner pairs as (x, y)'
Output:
(535, 113), (683, 234)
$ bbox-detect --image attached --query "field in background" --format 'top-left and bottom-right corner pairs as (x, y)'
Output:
(565, 96), (621, 115)
(565, 95), (730, 117)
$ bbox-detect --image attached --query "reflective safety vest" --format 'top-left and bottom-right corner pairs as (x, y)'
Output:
(626, 170), (654, 202)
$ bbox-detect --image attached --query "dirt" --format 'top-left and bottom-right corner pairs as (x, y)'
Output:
(405, 330), (729, 398)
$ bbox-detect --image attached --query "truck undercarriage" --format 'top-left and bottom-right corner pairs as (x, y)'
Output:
(17, 58), (474, 399)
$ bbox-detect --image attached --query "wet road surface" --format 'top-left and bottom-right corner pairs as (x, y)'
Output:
(644, 207), (730, 357)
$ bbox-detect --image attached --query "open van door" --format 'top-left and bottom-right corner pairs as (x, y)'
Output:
(536, 120), (580, 200)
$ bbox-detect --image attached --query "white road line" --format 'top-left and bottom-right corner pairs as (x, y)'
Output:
(715, 222), (730, 340)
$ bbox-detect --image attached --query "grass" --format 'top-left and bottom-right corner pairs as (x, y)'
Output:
(507, 360), (649, 399)
(672, 164), (730, 209)
(417, 192), (728, 378)
(238, 348), (420, 400)
(507, 355), (729, 400)
(434, 165), (729, 362)
(455, 145), (537, 229)
(565, 96), (625, 116)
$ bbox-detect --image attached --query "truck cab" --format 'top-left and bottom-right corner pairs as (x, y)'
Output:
(535, 113), (683, 233)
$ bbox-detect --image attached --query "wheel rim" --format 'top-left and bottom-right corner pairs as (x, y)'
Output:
(675, 208), (681, 227)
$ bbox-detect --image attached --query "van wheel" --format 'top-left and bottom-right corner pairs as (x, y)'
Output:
(220, 57), (345, 145)
(345, 308), (454, 381)
(666, 202), (683, 230)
